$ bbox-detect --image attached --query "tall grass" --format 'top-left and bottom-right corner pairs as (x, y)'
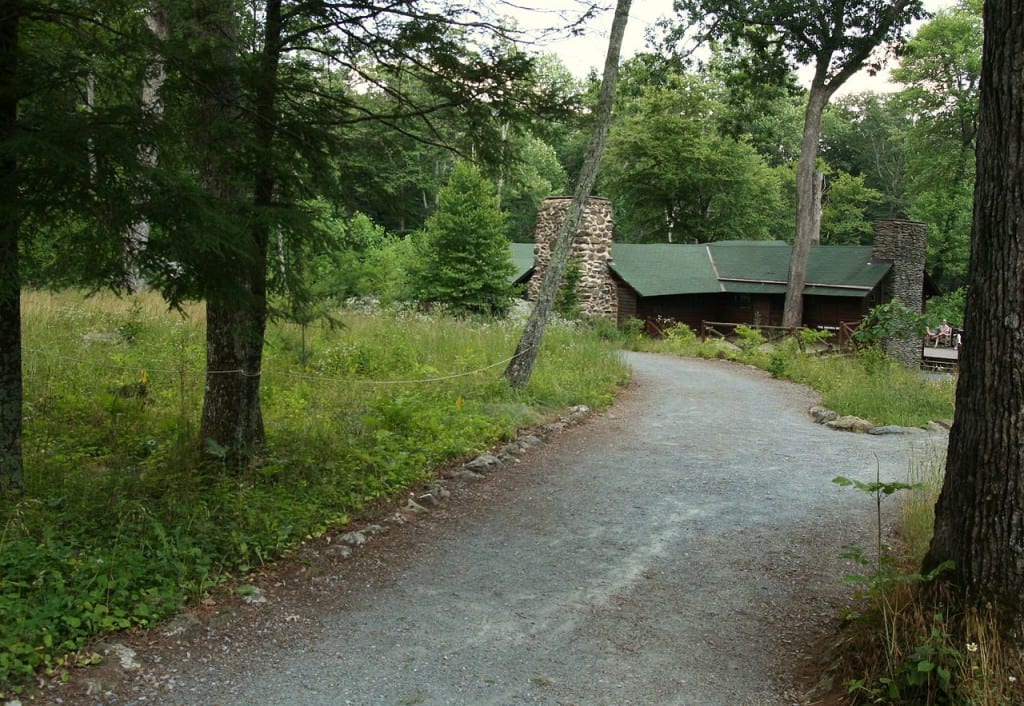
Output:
(1, 291), (629, 694)
(637, 324), (956, 427)
(782, 350), (956, 427)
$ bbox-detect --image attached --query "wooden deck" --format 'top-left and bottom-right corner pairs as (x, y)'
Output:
(922, 345), (959, 371)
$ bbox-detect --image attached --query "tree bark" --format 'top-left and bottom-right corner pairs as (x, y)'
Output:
(0, 5), (23, 493)
(202, 290), (267, 460)
(811, 169), (823, 244)
(503, 0), (632, 389)
(125, 8), (170, 292)
(923, 0), (1024, 639)
(782, 82), (830, 328)
(195, 1), (267, 463)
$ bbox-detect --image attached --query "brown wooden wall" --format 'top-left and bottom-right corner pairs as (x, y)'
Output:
(616, 281), (637, 326)
(630, 291), (875, 332)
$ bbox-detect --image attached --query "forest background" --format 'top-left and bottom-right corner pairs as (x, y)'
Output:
(15, 0), (981, 303)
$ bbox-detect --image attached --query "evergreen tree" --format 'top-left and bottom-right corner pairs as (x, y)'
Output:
(1, 1), (152, 492)
(141, 0), (560, 464)
(417, 161), (516, 316)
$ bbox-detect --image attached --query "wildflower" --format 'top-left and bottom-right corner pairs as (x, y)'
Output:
(1010, 675), (1018, 683)
(966, 642), (979, 652)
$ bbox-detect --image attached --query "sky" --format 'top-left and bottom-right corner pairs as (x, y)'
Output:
(511, 0), (956, 96)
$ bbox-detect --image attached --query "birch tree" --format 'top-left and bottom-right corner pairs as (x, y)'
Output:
(504, 0), (631, 388)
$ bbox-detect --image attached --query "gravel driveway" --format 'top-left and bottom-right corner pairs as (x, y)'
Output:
(40, 352), (948, 706)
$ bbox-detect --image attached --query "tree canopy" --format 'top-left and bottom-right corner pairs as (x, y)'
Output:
(669, 0), (925, 326)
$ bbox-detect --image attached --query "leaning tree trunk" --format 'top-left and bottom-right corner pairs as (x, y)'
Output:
(0, 6), (23, 493)
(503, 0), (632, 389)
(782, 81), (831, 328)
(195, 1), (267, 463)
(923, 0), (1024, 640)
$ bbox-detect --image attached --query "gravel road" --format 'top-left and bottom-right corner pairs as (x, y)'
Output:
(40, 352), (948, 706)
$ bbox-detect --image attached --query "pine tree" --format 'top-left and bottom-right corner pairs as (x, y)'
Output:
(417, 161), (516, 317)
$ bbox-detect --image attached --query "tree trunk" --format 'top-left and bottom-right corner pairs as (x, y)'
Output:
(782, 83), (830, 328)
(0, 6), (23, 493)
(194, 2), (267, 463)
(811, 169), (823, 244)
(503, 0), (632, 389)
(125, 8), (170, 292)
(923, 0), (1024, 639)
(202, 288), (266, 460)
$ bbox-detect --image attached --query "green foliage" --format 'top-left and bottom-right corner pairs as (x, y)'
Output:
(766, 336), (801, 378)
(0, 290), (628, 692)
(415, 161), (517, 316)
(834, 472), (963, 705)
(553, 256), (583, 319)
(672, 0), (926, 89)
(853, 300), (927, 348)
(821, 172), (884, 245)
(836, 434), (1024, 705)
(498, 136), (569, 242)
(733, 324), (766, 352)
(603, 74), (786, 243)
(358, 232), (430, 305)
(925, 288), (967, 329)
(665, 322), (698, 347)
(787, 350), (955, 427)
(893, 0), (981, 292)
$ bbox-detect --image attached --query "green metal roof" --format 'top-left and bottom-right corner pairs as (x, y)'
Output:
(608, 244), (720, 297)
(609, 241), (891, 298)
(509, 242), (536, 284)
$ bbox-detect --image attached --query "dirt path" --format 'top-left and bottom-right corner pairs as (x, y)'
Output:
(36, 353), (948, 705)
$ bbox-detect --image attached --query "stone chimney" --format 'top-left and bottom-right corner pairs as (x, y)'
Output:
(530, 197), (617, 320)
(871, 219), (928, 366)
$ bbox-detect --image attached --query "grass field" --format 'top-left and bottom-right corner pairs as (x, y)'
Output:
(1, 291), (630, 694)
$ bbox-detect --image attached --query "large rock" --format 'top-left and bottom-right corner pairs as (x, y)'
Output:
(826, 415), (875, 433)
(808, 405), (838, 424)
(868, 425), (912, 436)
(465, 454), (501, 472)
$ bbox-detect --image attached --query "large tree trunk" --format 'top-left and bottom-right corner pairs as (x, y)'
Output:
(0, 6), (23, 493)
(195, 2), (267, 462)
(202, 287), (267, 460)
(923, 0), (1024, 639)
(503, 0), (631, 389)
(782, 82), (831, 328)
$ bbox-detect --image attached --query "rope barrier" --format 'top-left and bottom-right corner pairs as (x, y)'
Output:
(22, 343), (533, 386)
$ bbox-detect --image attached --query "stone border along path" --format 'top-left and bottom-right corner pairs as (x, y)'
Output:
(30, 352), (950, 706)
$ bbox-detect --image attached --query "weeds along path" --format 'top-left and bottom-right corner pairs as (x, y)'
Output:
(46, 352), (947, 705)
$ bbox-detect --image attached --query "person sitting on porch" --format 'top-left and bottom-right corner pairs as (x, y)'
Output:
(937, 320), (953, 346)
